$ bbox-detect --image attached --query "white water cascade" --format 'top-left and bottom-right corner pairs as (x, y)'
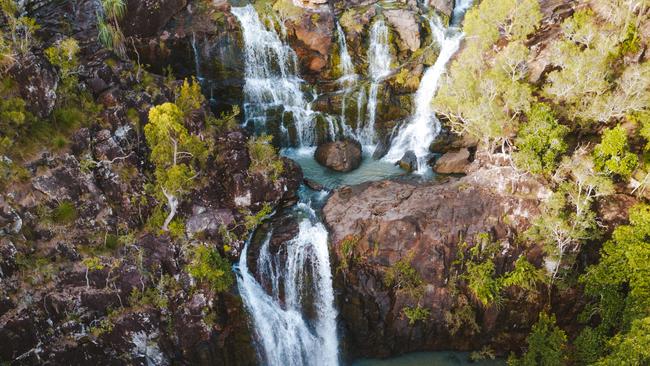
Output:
(383, 13), (465, 173)
(358, 19), (393, 146)
(232, 5), (316, 146)
(335, 22), (359, 140)
(236, 201), (339, 366)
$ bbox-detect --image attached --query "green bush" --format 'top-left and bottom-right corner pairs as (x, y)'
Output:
(508, 312), (567, 366)
(403, 305), (430, 325)
(247, 135), (284, 181)
(593, 125), (637, 179)
(514, 104), (569, 175)
(187, 245), (234, 293)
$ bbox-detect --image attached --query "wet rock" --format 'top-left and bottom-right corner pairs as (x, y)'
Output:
(433, 148), (471, 174)
(372, 134), (392, 160)
(304, 178), (325, 191)
(397, 150), (417, 172)
(384, 9), (421, 52)
(315, 139), (362, 172)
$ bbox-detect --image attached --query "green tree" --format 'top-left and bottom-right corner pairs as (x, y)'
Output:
(508, 312), (567, 366)
(593, 125), (638, 179)
(579, 204), (650, 364)
(514, 104), (569, 175)
(144, 103), (207, 231)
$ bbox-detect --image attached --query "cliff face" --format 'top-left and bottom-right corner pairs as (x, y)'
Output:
(0, 1), (302, 365)
(322, 161), (586, 359)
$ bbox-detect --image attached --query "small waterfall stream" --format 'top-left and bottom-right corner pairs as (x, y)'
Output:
(232, 5), (316, 146)
(359, 19), (393, 146)
(384, 6), (470, 173)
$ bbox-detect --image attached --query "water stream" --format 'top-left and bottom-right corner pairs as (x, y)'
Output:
(384, 14), (464, 173)
(359, 19), (393, 146)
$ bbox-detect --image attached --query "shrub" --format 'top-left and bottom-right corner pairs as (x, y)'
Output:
(187, 245), (234, 292)
(247, 134), (284, 181)
(508, 312), (567, 366)
(52, 201), (77, 224)
(384, 254), (423, 298)
(403, 305), (430, 325)
(593, 125), (637, 179)
(176, 77), (205, 117)
(464, 260), (502, 307)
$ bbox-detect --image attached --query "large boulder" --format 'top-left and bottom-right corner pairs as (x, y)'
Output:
(322, 171), (557, 358)
(433, 148), (471, 174)
(315, 139), (362, 172)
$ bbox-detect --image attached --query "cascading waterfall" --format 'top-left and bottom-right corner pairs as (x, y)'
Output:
(335, 22), (359, 141)
(232, 5), (316, 146)
(383, 12), (465, 173)
(358, 19), (392, 146)
(236, 193), (339, 366)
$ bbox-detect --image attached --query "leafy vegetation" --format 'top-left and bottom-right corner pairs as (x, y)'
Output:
(508, 312), (567, 366)
(247, 134), (285, 181)
(187, 245), (234, 293)
(144, 102), (207, 232)
(403, 305), (430, 325)
(97, 0), (127, 58)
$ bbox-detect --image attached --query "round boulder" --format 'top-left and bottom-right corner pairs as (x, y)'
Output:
(315, 139), (362, 172)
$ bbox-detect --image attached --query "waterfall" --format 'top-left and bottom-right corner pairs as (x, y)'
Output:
(383, 12), (466, 173)
(232, 5), (316, 146)
(336, 22), (356, 84)
(236, 202), (339, 366)
(191, 32), (201, 80)
(358, 19), (392, 146)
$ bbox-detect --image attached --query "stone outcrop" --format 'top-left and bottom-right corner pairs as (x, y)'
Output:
(433, 148), (471, 174)
(322, 169), (574, 358)
(315, 139), (363, 172)
(384, 9), (421, 52)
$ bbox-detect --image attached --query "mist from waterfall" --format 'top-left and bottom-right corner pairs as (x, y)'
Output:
(358, 19), (392, 146)
(236, 198), (339, 366)
(232, 5), (316, 146)
(383, 9), (468, 173)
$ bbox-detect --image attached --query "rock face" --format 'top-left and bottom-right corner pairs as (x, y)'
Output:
(433, 148), (471, 174)
(121, 0), (188, 37)
(322, 169), (573, 358)
(384, 9), (421, 52)
(315, 139), (362, 172)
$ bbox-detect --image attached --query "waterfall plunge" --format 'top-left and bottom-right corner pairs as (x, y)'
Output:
(232, 5), (315, 146)
(237, 217), (339, 366)
(358, 19), (392, 146)
(383, 15), (463, 173)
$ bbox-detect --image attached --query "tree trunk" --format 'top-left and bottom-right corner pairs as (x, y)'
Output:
(162, 189), (178, 232)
